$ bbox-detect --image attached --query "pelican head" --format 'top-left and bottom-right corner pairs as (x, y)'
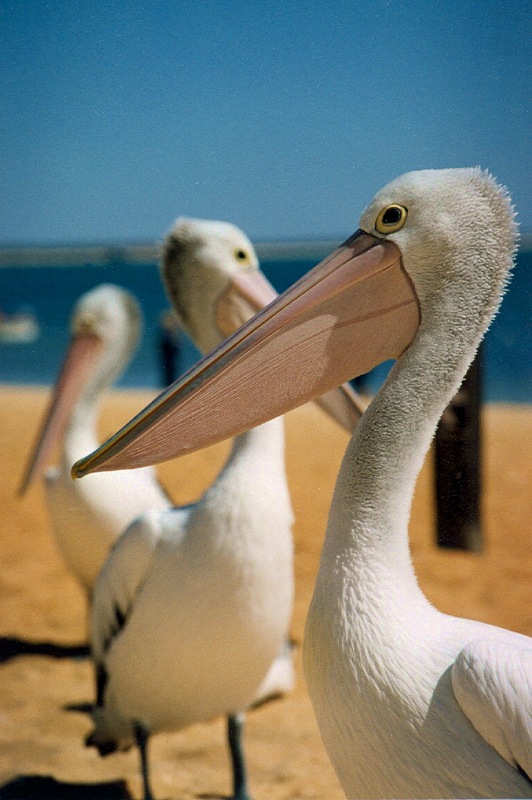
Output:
(360, 168), (516, 339)
(70, 284), (142, 392)
(161, 217), (276, 354)
(19, 284), (141, 494)
(72, 168), (516, 477)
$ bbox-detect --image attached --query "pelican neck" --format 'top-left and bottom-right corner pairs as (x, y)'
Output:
(321, 318), (480, 580)
(225, 415), (286, 468)
(62, 393), (101, 467)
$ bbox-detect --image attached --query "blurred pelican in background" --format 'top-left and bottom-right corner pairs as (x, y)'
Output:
(83, 218), (365, 800)
(19, 284), (172, 595)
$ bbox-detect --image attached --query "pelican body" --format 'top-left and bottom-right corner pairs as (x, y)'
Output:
(85, 219), (363, 800)
(75, 171), (531, 798)
(90, 412), (293, 785)
(20, 284), (171, 592)
(300, 171), (531, 798)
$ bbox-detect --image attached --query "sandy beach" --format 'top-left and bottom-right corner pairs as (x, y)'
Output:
(0, 385), (530, 800)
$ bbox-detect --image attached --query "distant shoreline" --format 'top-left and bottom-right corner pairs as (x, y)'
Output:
(0, 238), (344, 268)
(0, 232), (532, 268)
(1, 233), (530, 267)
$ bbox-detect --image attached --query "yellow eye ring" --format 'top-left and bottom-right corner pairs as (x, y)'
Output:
(375, 204), (408, 234)
(234, 248), (250, 263)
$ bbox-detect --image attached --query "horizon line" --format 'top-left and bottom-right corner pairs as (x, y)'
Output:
(1, 231), (531, 268)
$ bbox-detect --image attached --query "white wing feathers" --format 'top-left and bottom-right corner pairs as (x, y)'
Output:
(91, 510), (162, 666)
(452, 637), (532, 778)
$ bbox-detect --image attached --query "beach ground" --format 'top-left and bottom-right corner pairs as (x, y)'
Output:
(0, 386), (530, 800)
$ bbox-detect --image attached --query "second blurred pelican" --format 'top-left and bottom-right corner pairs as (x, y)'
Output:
(19, 284), (171, 593)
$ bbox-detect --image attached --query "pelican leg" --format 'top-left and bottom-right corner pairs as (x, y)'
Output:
(227, 713), (252, 800)
(134, 721), (155, 800)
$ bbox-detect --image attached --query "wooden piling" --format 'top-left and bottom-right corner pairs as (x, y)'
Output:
(434, 348), (483, 551)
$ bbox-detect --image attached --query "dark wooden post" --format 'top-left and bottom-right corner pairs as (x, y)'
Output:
(157, 309), (181, 387)
(434, 347), (483, 551)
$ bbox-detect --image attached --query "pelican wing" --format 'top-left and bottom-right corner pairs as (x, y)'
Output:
(91, 510), (164, 669)
(451, 638), (532, 779)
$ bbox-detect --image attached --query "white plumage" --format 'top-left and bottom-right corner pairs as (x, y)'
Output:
(452, 638), (531, 777)
(89, 415), (294, 735)
(86, 220), (296, 800)
(80, 219), (363, 800)
(302, 169), (531, 798)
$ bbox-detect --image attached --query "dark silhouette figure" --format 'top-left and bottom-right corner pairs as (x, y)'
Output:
(157, 309), (181, 387)
(434, 347), (483, 551)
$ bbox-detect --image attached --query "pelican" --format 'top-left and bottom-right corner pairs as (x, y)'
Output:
(19, 284), (171, 593)
(75, 170), (531, 798)
(82, 218), (364, 800)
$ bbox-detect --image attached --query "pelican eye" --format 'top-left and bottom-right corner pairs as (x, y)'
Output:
(234, 248), (251, 264)
(375, 204), (408, 234)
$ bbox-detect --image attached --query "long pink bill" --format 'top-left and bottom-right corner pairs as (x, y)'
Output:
(217, 266), (367, 429)
(73, 231), (420, 478)
(215, 268), (280, 335)
(19, 333), (103, 495)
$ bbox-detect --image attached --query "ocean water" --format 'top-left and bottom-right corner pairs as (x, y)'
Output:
(0, 249), (530, 402)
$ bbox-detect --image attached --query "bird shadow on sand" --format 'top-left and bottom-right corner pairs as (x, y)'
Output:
(0, 775), (132, 799)
(0, 636), (90, 664)
(0, 777), (241, 800)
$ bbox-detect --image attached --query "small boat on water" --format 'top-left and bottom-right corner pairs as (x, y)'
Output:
(0, 308), (39, 343)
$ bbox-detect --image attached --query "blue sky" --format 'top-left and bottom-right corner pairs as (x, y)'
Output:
(1, 0), (530, 245)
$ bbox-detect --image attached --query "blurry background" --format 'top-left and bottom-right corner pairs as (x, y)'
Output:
(0, 6), (529, 795)
(1, 0), (530, 398)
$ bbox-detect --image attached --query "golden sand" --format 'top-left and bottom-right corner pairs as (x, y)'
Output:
(0, 386), (530, 798)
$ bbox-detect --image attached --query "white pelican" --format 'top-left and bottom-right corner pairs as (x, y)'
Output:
(19, 284), (171, 593)
(81, 218), (364, 800)
(75, 170), (531, 798)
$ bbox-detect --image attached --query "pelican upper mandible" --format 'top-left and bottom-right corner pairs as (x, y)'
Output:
(81, 218), (364, 800)
(75, 170), (531, 798)
(19, 284), (172, 593)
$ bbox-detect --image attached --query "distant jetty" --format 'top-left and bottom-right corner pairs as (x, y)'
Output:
(0, 238), (348, 268)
